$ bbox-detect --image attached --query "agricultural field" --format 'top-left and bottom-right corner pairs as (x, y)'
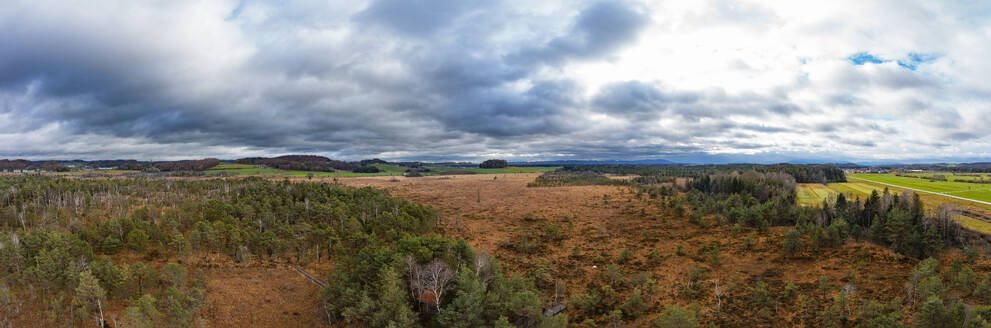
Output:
(798, 179), (991, 234)
(901, 172), (991, 181)
(849, 173), (991, 203)
(796, 184), (837, 206)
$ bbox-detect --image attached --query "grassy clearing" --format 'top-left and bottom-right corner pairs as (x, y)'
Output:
(827, 182), (891, 198)
(796, 184), (836, 206)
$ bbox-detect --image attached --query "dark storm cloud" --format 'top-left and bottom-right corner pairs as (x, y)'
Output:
(511, 1), (650, 66)
(592, 81), (698, 114)
(591, 81), (805, 122)
(353, 0), (474, 36)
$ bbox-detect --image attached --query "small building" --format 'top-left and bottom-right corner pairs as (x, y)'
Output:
(417, 289), (439, 312)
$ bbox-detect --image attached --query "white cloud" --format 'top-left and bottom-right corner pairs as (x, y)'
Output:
(0, 0), (989, 162)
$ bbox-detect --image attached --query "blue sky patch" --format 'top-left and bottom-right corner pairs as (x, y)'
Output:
(898, 52), (940, 70)
(848, 52), (888, 65)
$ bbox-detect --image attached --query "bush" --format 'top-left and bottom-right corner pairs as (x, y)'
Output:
(479, 159), (508, 169)
(617, 249), (633, 264)
(782, 228), (803, 256)
(352, 165), (380, 173)
(653, 305), (697, 328)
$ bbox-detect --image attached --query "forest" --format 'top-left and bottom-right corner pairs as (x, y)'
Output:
(235, 155), (363, 172)
(0, 176), (552, 327)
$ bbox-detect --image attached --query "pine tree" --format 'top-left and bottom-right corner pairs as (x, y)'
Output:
(129, 262), (158, 296)
(783, 228), (803, 256)
(126, 229), (150, 252)
(914, 296), (946, 328)
(436, 270), (486, 328)
(370, 266), (417, 328)
(120, 294), (160, 328)
(161, 263), (187, 288)
(72, 270), (107, 325)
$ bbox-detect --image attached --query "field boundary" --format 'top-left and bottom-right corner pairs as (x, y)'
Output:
(848, 176), (991, 207)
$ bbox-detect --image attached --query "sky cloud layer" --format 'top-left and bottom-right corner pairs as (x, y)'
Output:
(1, 0), (990, 163)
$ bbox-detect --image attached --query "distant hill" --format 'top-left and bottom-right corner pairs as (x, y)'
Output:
(511, 159), (678, 166)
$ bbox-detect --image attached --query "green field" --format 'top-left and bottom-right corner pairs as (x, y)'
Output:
(798, 179), (991, 234)
(901, 172), (991, 181)
(205, 163), (558, 177)
(849, 173), (991, 203)
(797, 184), (837, 206)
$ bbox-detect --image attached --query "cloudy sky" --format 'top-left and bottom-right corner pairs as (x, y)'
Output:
(2, 0), (990, 163)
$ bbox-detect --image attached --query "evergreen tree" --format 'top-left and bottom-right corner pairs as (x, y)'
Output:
(436, 270), (486, 328)
(120, 294), (160, 328)
(913, 296), (947, 328)
(783, 228), (803, 256)
(653, 305), (697, 328)
(126, 229), (150, 252)
(370, 266), (417, 328)
(72, 270), (107, 325)
(161, 263), (187, 288)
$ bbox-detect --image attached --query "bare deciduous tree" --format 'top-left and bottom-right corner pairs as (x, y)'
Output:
(422, 259), (455, 312)
(474, 253), (493, 285)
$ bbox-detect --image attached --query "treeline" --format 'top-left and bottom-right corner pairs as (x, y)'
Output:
(236, 155), (383, 172)
(117, 158), (220, 172)
(528, 171), (627, 187)
(559, 164), (845, 183)
(879, 163), (991, 173)
(0, 159), (70, 172)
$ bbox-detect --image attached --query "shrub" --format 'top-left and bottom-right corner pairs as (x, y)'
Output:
(782, 228), (803, 256)
(352, 165), (380, 173)
(617, 249), (633, 264)
(653, 305), (697, 328)
(621, 290), (646, 318)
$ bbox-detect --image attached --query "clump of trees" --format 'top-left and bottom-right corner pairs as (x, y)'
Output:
(237, 155), (345, 172)
(480, 159), (508, 169)
(352, 165), (381, 173)
(528, 171), (627, 187)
